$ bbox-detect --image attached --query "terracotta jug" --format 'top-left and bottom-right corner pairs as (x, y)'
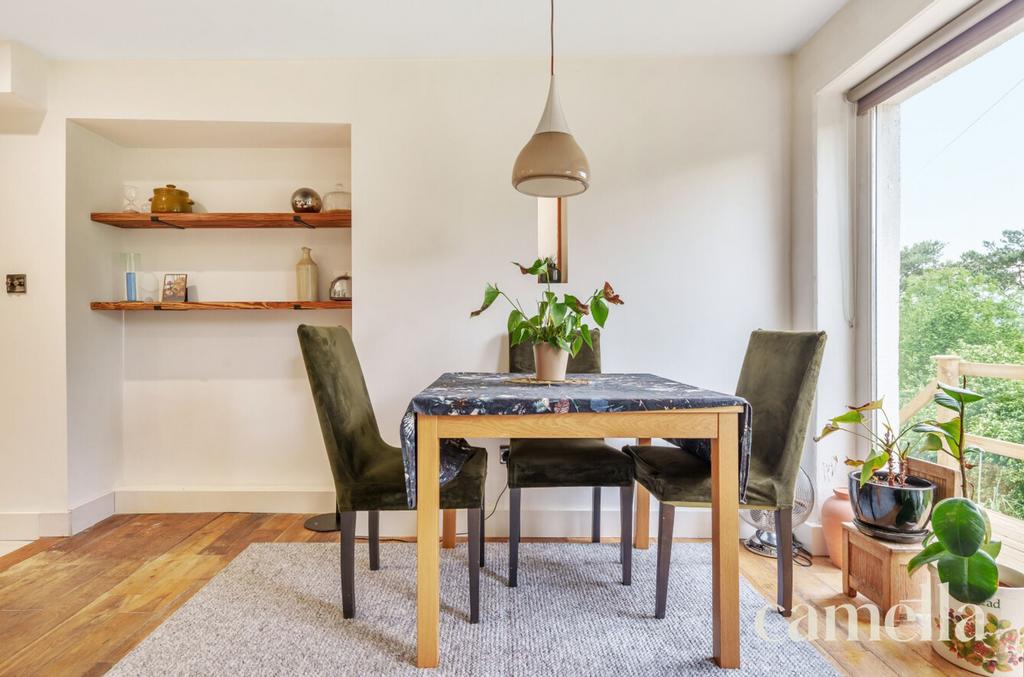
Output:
(821, 485), (855, 568)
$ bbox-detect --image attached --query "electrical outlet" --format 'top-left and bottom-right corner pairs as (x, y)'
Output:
(6, 274), (26, 294)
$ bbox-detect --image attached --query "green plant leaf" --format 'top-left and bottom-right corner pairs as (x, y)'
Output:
(513, 259), (548, 276)
(932, 498), (987, 557)
(507, 309), (524, 333)
(470, 284), (500, 317)
(907, 541), (948, 576)
(981, 540), (1002, 561)
(849, 399), (884, 413)
(550, 302), (567, 326)
(919, 433), (945, 452)
(813, 423), (840, 441)
(937, 381), (984, 404)
(570, 334), (583, 357)
(591, 298), (609, 327)
(580, 324), (593, 350)
(860, 452), (888, 487)
(936, 550), (999, 604)
(831, 410), (864, 425)
(933, 391), (961, 413)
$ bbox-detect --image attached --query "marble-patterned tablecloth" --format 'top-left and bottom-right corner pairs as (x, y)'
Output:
(400, 372), (751, 509)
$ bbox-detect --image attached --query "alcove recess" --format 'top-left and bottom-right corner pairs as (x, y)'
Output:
(63, 118), (355, 509)
(68, 118), (352, 312)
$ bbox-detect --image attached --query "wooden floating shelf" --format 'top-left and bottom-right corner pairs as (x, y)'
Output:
(90, 211), (351, 229)
(90, 300), (352, 311)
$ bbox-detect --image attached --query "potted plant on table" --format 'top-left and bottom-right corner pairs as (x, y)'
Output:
(907, 380), (1024, 675)
(814, 398), (937, 542)
(470, 258), (623, 382)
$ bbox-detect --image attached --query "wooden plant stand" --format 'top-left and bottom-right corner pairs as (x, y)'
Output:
(842, 522), (928, 623)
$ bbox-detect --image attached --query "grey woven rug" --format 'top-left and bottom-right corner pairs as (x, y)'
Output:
(110, 542), (836, 676)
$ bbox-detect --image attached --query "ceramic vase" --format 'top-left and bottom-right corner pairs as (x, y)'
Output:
(533, 342), (569, 381)
(929, 563), (1024, 675)
(296, 247), (319, 301)
(821, 486), (855, 568)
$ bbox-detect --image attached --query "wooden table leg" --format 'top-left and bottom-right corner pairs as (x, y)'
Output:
(634, 438), (651, 550)
(442, 510), (456, 549)
(711, 413), (740, 669)
(416, 415), (440, 668)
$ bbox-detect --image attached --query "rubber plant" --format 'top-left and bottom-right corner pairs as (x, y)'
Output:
(907, 380), (999, 603)
(813, 398), (919, 488)
(907, 497), (1001, 604)
(469, 258), (623, 356)
(913, 379), (985, 500)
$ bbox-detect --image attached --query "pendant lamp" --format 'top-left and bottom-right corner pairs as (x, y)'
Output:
(512, 0), (590, 198)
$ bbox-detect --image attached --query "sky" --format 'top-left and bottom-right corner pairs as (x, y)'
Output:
(900, 29), (1024, 260)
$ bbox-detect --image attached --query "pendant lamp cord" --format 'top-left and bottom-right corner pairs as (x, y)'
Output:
(550, 0), (555, 76)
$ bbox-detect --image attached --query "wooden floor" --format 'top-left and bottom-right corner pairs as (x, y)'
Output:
(0, 513), (972, 676)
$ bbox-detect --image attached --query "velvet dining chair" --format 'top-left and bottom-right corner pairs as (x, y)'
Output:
(298, 325), (489, 623)
(624, 330), (826, 618)
(505, 330), (636, 586)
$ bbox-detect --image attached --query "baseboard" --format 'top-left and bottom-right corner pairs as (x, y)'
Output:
(111, 486), (757, 540)
(0, 492), (115, 540)
(114, 486), (337, 515)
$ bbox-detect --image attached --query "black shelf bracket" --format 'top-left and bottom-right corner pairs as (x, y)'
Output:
(150, 215), (184, 229)
(293, 215), (316, 229)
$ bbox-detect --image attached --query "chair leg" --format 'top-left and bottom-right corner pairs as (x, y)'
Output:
(339, 511), (356, 619)
(468, 508), (481, 624)
(776, 507), (793, 617)
(509, 488), (521, 587)
(592, 487), (601, 543)
(619, 484), (633, 585)
(655, 502), (675, 619)
(479, 506), (486, 568)
(368, 510), (380, 571)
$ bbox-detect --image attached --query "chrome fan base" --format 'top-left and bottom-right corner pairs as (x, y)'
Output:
(743, 529), (812, 566)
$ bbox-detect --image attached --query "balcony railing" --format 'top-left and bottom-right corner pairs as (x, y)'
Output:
(901, 354), (1024, 569)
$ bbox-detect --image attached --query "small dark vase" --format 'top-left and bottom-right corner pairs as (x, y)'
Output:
(848, 470), (935, 542)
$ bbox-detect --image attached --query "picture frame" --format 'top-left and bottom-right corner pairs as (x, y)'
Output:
(161, 273), (188, 302)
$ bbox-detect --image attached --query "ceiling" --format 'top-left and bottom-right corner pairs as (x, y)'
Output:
(0, 1), (847, 61)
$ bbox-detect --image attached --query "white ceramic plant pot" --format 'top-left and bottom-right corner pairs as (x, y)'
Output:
(928, 563), (1024, 674)
(533, 342), (569, 381)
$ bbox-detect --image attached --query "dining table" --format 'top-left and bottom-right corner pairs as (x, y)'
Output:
(400, 372), (751, 670)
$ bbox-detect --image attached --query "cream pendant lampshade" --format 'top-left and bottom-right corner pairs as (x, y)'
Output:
(512, 0), (590, 198)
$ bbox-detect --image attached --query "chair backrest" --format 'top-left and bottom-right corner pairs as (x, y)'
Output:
(736, 330), (826, 509)
(297, 324), (385, 487)
(508, 329), (602, 374)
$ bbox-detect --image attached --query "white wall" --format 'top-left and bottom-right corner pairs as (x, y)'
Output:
(65, 122), (123, 514)
(790, 0), (976, 546)
(1, 55), (791, 539)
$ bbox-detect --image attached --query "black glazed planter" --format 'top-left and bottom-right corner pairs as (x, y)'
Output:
(848, 470), (935, 542)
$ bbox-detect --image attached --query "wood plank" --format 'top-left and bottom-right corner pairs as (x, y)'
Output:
(711, 412), (740, 669)
(442, 510), (457, 549)
(959, 361), (1024, 380)
(634, 438), (651, 550)
(966, 433), (1024, 461)
(90, 211), (351, 229)
(436, 409), (735, 439)
(90, 300), (352, 311)
(0, 538), (60, 574)
(899, 379), (937, 423)
(416, 415), (441, 668)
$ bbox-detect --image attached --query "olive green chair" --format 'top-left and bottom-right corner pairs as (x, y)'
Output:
(624, 330), (825, 618)
(506, 330), (636, 586)
(298, 325), (488, 623)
